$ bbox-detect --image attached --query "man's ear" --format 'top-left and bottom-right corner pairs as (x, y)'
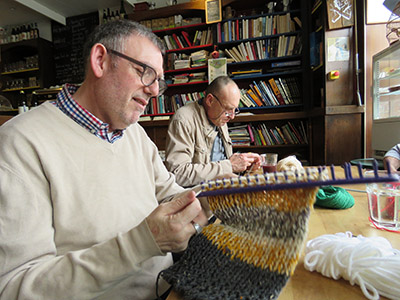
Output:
(204, 93), (213, 107)
(90, 43), (108, 78)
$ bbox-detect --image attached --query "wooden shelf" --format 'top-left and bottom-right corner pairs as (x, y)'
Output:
(167, 80), (208, 87)
(165, 65), (207, 74)
(153, 23), (209, 34)
(233, 144), (308, 149)
(166, 44), (213, 53)
(128, 0), (205, 22)
(2, 86), (40, 92)
(1, 67), (39, 75)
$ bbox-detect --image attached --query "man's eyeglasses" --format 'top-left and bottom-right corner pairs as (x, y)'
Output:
(212, 94), (240, 117)
(106, 48), (168, 95)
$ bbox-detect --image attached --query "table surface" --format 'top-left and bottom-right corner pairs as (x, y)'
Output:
(167, 166), (400, 300)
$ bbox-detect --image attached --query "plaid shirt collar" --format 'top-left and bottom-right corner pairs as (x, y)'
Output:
(54, 84), (124, 143)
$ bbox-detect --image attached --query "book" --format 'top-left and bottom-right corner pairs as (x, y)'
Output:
(275, 78), (290, 105)
(153, 115), (171, 121)
(238, 43), (250, 61)
(231, 46), (244, 61)
(139, 116), (152, 121)
(247, 124), (255, 143)
(181, 31), (192, 47)
(268, 78), (286, 105)
(253, 81), (271, 106)
(225, 49), (240, 62)
(245, 42), (254, 60)
(271, 60), (301, 68)
(172, 33), (183, 49)
(247, 89), (263, 107)
(260, 80), (279, 106)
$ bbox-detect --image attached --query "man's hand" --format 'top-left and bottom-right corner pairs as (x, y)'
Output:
(229, 152), (262, 173)
(383, 156), (400, 174)
(146, 191), (208, 253)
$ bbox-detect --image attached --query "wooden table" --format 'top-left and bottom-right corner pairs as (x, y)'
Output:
(167, 167), (400, 300)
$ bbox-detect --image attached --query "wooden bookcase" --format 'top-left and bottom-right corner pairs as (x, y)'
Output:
(132, 0), (365, 165)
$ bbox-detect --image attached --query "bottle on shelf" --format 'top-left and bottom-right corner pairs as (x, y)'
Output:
(115, 10), (121, 20)
(103, 9), (108, 24)
(120, 0), (127, 19)
(33, 22), (39, 39)
(18, 91), (28, 114)
(21, 24), (27, 40)
(26, 24), (32, 39)
(107, 8), (111, 22)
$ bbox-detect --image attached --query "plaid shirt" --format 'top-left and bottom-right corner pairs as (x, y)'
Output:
(54, 84), (123, 143)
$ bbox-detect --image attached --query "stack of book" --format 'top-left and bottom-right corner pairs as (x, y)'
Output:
(228, 124), (251, 146)
(190, 50), (209, 67)
(188, 72), (206, 82)
(172, 74), (190, 84)
(174, 59), (190, 69)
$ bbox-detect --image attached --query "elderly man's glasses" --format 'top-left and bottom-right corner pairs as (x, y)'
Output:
(106, 48), (168, 95)
(212, 94), (240, 117)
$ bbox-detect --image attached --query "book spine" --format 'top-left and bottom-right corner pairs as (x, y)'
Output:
(268, 78), (286, 105)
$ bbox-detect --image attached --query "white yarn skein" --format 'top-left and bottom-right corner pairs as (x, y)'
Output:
(304, 232), (400, 300)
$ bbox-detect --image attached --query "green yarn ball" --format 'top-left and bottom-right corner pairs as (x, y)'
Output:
(315, 186), (355, 209)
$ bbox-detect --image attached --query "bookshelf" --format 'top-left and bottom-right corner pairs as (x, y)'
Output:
(139, 21), (213, 116)
(215, 0), (311, 163)
(133, 0), (365, 165)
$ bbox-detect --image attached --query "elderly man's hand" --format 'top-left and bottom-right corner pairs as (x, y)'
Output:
(146, 191), (208, 253)
(229, 152), (262, 173)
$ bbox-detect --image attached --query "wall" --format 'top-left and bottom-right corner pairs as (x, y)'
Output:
(364, 24), (388, 157)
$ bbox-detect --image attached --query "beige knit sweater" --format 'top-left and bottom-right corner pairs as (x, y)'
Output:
(0, 102), (184, 299)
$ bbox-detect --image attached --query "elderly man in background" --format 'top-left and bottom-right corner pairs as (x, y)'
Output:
(165, 76), (262, 187)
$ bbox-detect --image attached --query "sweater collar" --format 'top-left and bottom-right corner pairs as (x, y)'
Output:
(54, 84), (124, 143)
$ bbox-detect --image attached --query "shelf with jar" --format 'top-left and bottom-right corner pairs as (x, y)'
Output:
(0, 38), (55, 108)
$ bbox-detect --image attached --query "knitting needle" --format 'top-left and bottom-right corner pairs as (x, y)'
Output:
(344, 188), (367, 193)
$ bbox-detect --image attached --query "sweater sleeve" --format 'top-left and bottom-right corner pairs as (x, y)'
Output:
(0, 164), (166, 300)
(384, 143), (400, 160)
(165, 117), (233, 187)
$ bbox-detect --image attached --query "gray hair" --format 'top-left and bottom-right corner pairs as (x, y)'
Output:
(82, 19), (165, 74)
(205, 76), (237, 98)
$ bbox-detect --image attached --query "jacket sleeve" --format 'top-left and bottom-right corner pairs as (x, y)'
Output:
(165, 118), (232, 187)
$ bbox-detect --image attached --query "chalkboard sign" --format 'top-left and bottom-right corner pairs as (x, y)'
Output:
(52, 12), (99, 85)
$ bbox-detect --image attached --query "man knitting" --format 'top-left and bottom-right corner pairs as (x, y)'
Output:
(165, 76), (262, 187)
(0, 20), (208, 300)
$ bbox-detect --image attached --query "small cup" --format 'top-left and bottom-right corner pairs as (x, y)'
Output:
(261, 153), (278, 173)
(365, 170), (400, 231)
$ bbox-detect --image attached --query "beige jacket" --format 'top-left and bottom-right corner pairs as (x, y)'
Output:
(165, 101), (233, 187)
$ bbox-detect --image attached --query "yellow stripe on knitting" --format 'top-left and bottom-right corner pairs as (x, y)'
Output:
(207, 188), (318, 214)
(203, 224), (307, 276)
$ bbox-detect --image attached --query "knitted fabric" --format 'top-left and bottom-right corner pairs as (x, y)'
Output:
(161, 171), (321, 300)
